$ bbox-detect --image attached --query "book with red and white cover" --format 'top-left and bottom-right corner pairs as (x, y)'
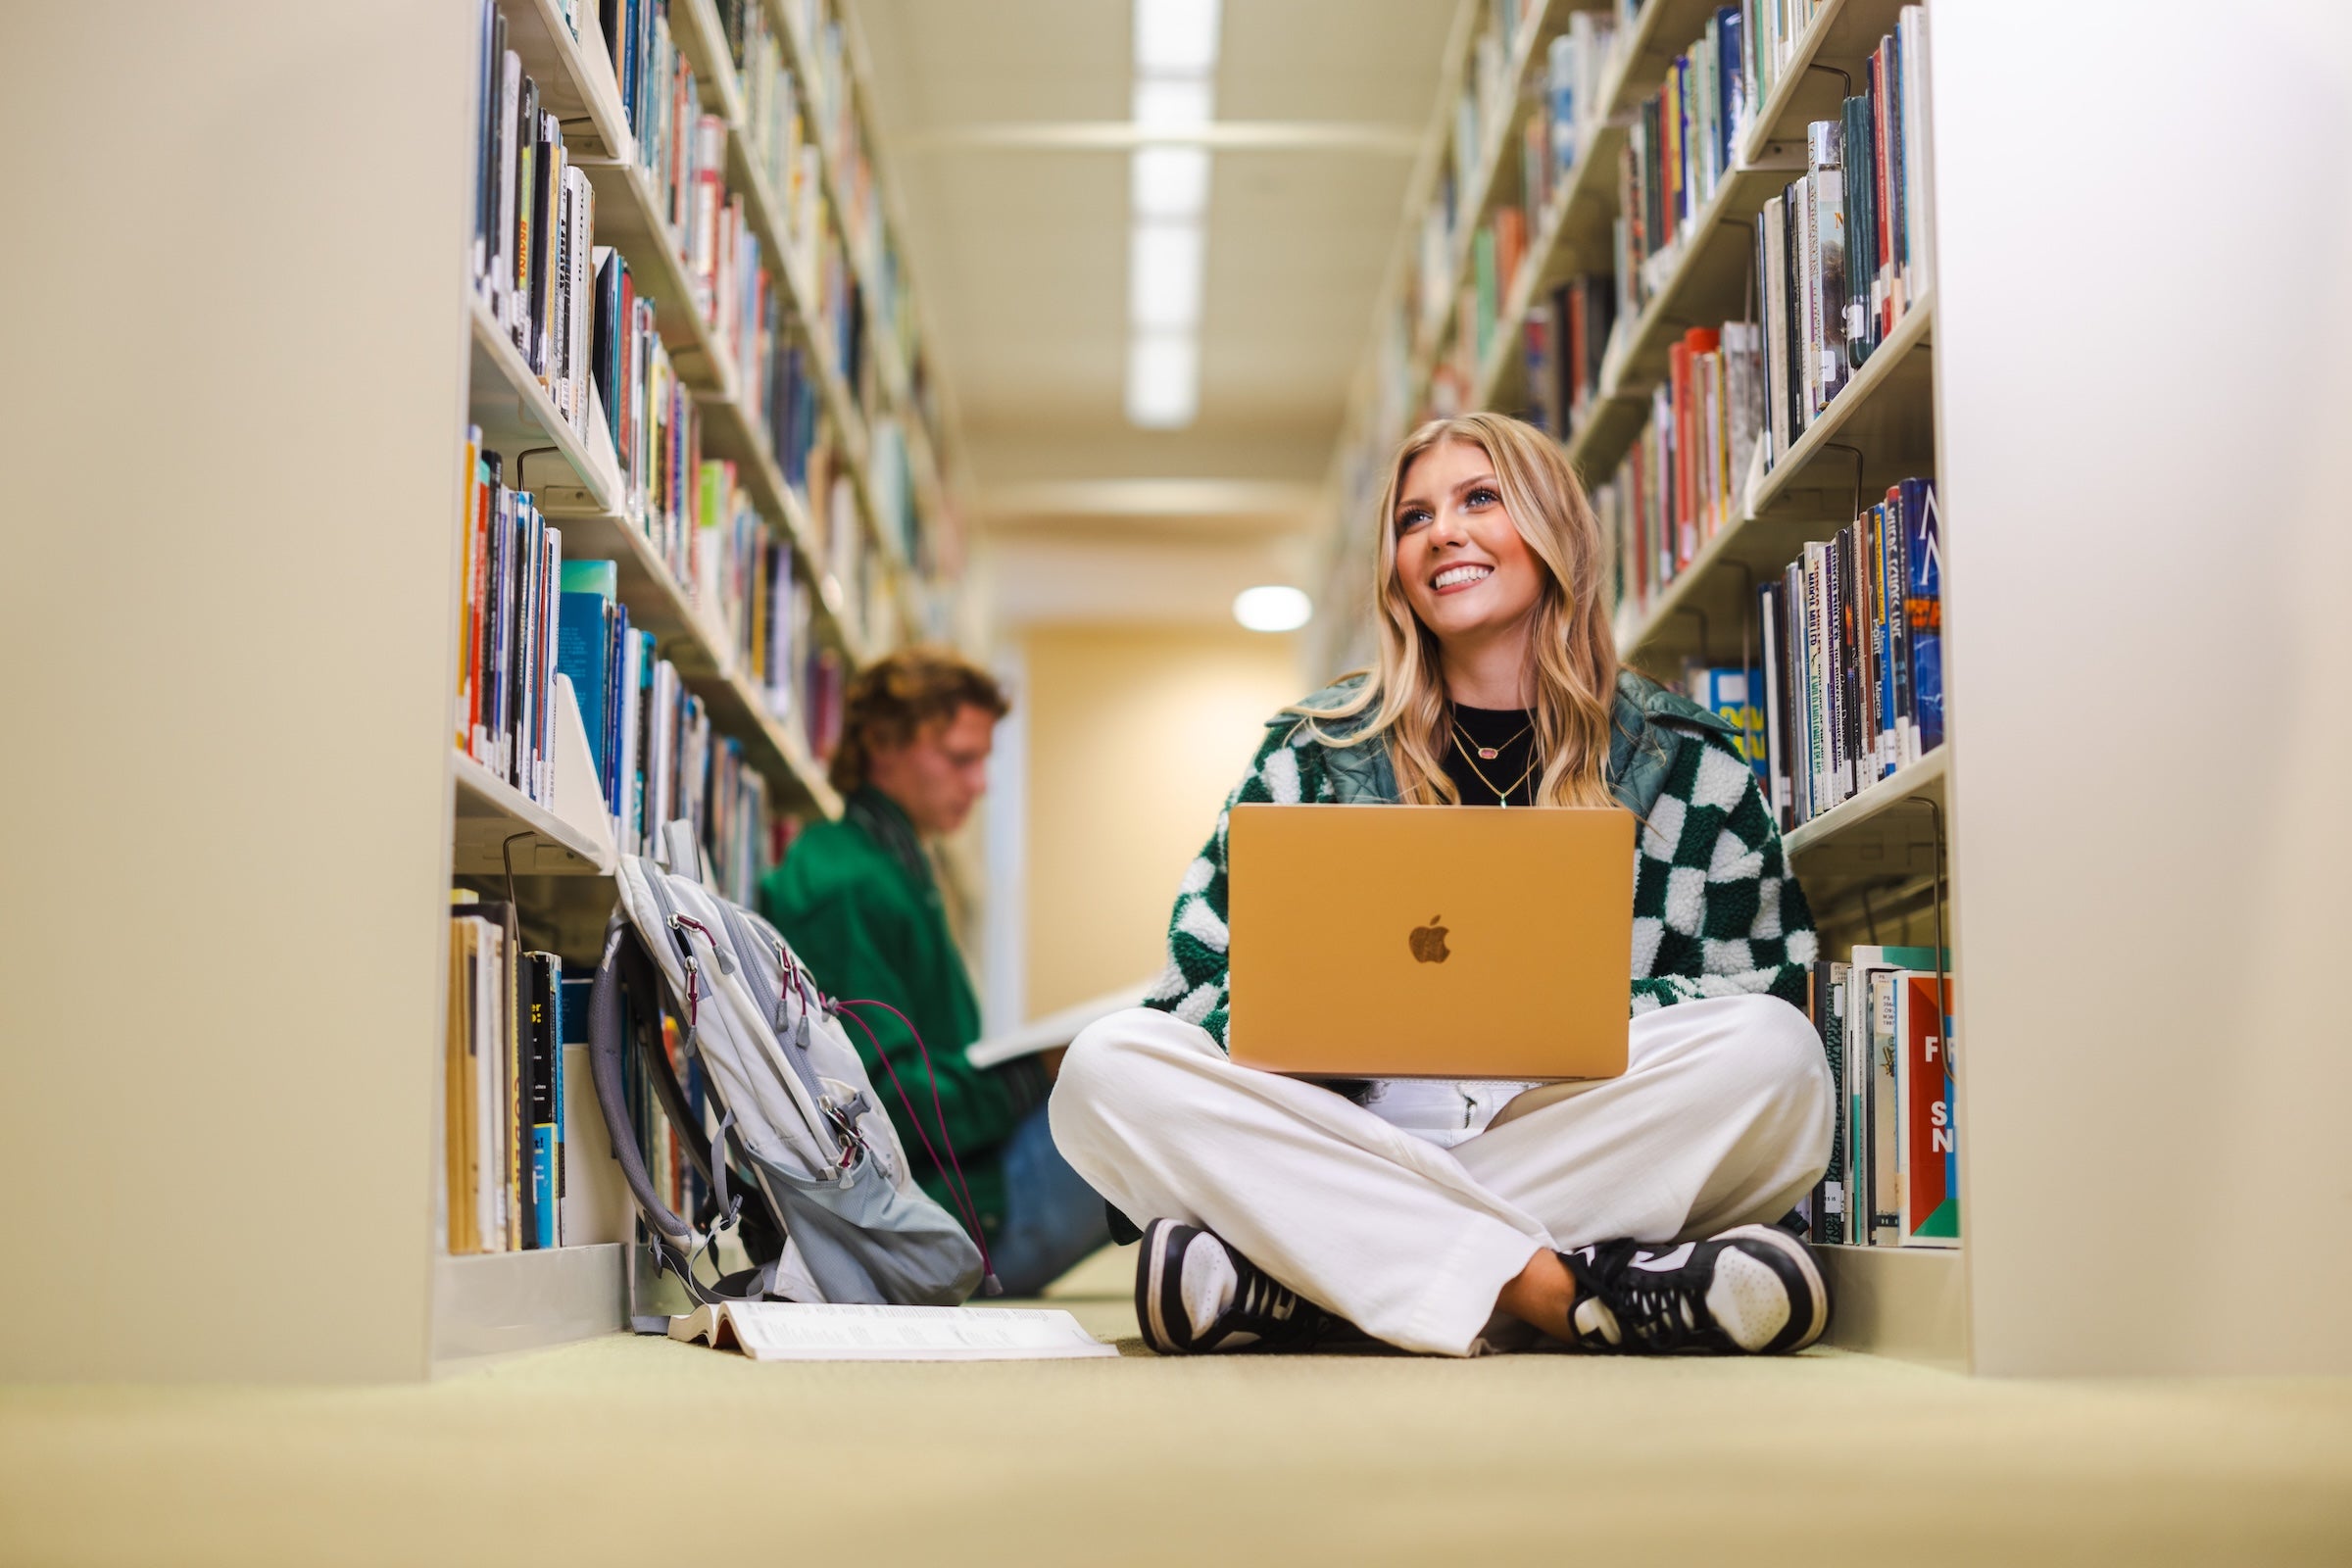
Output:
(1895, 970), (1960, 1246)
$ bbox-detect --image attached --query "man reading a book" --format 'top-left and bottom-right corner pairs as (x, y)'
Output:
(760, 647), (1108, 1296)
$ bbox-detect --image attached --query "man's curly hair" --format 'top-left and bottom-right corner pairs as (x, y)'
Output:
(829, 645), (1010, 795)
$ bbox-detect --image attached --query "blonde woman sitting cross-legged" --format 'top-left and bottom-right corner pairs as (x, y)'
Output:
(1049, 414), (1833, 1358)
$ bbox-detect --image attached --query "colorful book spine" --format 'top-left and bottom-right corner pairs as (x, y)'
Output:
(1806, 958), (1850, 1244)
(1902, 477), (1943, 755)
(526, 951), (564, 1250)
(1596, 317), (1760, 624)
(455, 434), (565, 806)
(1751, 478), (1942, 827)
(1752, 9), (1935, 474)
(1896, 970), (1959, 1246)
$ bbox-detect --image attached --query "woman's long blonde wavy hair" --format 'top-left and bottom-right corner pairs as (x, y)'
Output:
(1298, 412), (1620, 808)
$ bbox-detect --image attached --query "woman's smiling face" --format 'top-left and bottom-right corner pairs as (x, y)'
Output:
(1393, 438), (1546, 647)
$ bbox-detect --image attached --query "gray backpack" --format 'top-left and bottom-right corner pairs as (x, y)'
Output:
(588, 822), (988, 1319)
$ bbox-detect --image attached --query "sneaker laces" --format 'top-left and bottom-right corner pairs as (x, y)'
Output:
(1565, 1240), (1709, 1353)
(1217, 1259), (1329, 1348)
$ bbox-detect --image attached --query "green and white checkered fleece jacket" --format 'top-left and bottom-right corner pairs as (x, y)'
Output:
(1143, 671), (1819, 1049)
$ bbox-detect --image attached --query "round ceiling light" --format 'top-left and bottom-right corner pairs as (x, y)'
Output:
(1233, 584), (1312, 633)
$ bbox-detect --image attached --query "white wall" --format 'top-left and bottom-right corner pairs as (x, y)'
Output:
(1936, 0), (2352, 1373)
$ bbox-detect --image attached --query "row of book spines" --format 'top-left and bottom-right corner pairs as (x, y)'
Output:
(1519, 16), (1621, 224)
(1752, 18), (1933, 467)
(1424, 0), (1931, 420)
(1535, 275), (1615, 435)
(739, 14), (885, 367)
(473, 4), (865, 523)
(1626, 0), (1908, 278)
(446, 911), (564, 1255)
(725, 0), (891, 286)
(592, 249), (844, 579)
(1422, 12), (1625, 374)
(539, 452), (844, 766)
(590, 248), (870, 645)
(1754, 477), (1941, 831)
(619, 397), (872, 676)
(1615, 6), (1747, 315)
(556, 561), (807, 876)
(1411, 14), (1599, 330)
(473, 12), (600, 445)
(612, 0), (879, 406)
(1593, 320), (1760, 614)
(732, 0), (910, 412)
(456, 430), (564, 805)
(1807, 953), (1958, 1249)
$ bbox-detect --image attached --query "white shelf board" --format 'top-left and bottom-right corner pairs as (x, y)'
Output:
(560, 130), (878, 692)
(761, 0), (915, 421)
(1785, 745), (1948, 857)
(466, 294), (623, 515)
(452, 751), (612, 875)
(1615, 496), (1825, 663)
(1599, 0), (1743, 123)
(1579, 153), (1796, 465)
(574, 153), (741, 405)
(1736, 0), (1919, 172)
(1412, 0), (1569, 365)
(548, 507), (842, 818)
(1568, 0), (1921, 482)
(432, 1242), (626, 1367)
(715, 87), (923, 635)
(667, 0), (747, 132)
(499, 0), (634, 163)
(1473, 114), (1627, 412)
(1815, 1243), (1966, 1368)
(1747, 291), (1936, 521)
(1416, 0), (1727, 410)
(1782, 748), (1949, 913)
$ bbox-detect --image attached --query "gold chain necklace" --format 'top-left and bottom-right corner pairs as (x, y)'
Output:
(1450, 729), (1542, 806)
(1451, 713), (1533, 760)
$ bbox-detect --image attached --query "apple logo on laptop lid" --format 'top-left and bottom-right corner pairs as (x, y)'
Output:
(1408, 915), (1450, 964)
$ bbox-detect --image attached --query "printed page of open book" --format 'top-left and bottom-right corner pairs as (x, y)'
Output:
(672, 1301), (1122, 1361)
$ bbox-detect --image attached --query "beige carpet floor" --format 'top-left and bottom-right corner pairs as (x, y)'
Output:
(4, 1249), (2348, 1566)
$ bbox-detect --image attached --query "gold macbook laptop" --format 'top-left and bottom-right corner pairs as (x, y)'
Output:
(1224, 803), (1636, 1080)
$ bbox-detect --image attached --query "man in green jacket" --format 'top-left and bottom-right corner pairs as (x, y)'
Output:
(760, 648), (1107, 1296)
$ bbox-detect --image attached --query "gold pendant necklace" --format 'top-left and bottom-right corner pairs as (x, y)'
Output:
(1456, 716), (1533, 760)
(1450, 730), (1542, 806)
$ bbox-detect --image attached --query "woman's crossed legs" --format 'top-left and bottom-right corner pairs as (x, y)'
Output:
(1048, 994), (1834, 1356)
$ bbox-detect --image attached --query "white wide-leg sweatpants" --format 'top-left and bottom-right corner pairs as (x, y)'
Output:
(1048, 994), (1832, 1356)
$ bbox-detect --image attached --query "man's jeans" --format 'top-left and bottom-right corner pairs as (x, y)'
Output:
(986, 1102), (1112, 1296)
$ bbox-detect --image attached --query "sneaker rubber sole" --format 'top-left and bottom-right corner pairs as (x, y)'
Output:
(1134, 1216), (1186, 1354)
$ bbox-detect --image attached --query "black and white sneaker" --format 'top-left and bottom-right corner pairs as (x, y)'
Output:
(1134, 1218), (1337, 1354)
(1562, 1223), (1829, 1354)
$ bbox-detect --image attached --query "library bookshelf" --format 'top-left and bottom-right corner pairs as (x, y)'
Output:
(424, 0), (973, 1364)
(1322, 0), (1964, 1365)
(4, 0), (980, 1381)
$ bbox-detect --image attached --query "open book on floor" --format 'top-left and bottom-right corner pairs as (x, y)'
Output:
(962, 980), (1153, 1069)
(669, 1301), (1120, 1361)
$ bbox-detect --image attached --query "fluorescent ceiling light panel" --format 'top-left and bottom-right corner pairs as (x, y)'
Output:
(1130, 221), (1204, 331)
(1233, 585), (1312, 633)
(1127, 0), (1215, 430)
(1126, 332), (1199, 428)
(1132, 146), (1210, 219)
(1135, 0), (1221, 74)
(1133, 77), (1214, 128)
